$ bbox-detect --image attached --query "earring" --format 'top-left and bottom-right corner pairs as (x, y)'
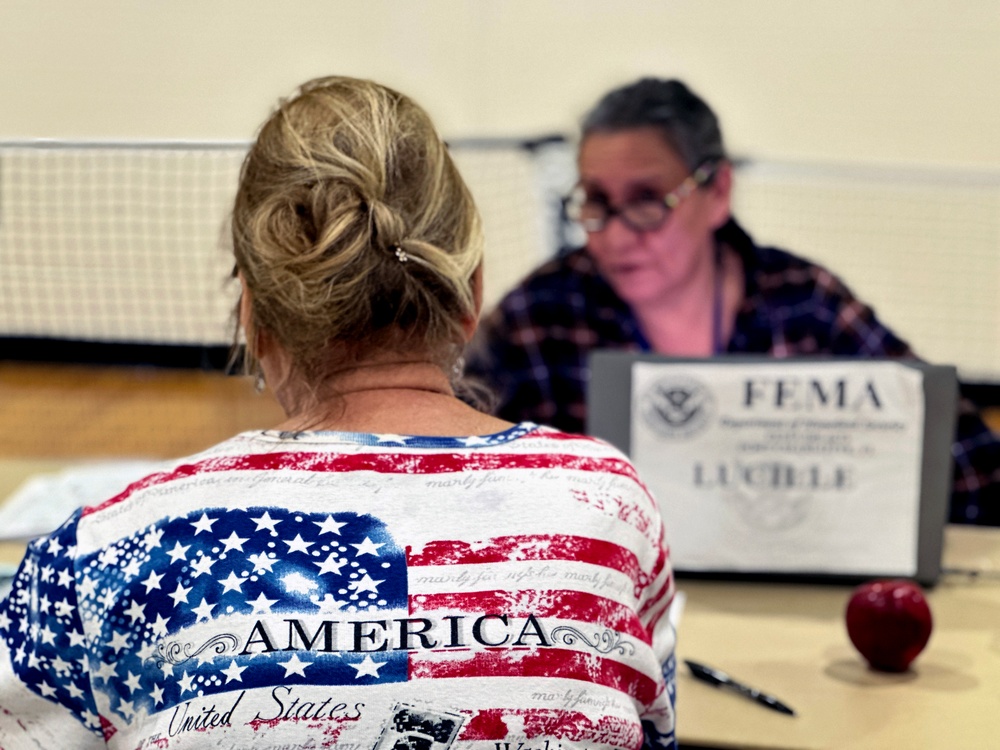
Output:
(254, 367), (266, 394)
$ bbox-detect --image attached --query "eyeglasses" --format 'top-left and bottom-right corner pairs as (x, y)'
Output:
(566, 162), (717, 233)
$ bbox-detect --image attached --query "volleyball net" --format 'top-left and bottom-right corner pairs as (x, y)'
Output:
(0, 139), (998, 384)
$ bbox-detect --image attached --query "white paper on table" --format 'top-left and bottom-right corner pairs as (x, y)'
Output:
(631, 360), (925, 576)
(667, 590), (686, 633)
(0, 460), (165, 540)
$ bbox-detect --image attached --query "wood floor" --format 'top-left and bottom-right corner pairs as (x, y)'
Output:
(0, 362), (285, 460)
(0, 361), (997, 461)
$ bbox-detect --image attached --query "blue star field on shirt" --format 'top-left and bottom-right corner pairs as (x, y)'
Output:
(2, 506), (414, 728)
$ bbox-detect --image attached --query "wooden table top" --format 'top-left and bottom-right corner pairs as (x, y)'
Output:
(674, 525), (1000, 749)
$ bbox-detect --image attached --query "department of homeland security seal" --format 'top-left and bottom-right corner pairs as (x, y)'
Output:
(722, 484), (813, 531)
(640, 376), (715, 439)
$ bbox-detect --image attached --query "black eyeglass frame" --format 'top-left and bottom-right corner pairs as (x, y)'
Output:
(566, 161), (718, 233)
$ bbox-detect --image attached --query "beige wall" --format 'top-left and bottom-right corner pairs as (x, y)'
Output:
(2, 1), (998, 379)
(2, 0), (999, 170)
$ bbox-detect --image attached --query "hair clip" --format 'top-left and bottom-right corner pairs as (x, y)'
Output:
(394, 246), (409, 263)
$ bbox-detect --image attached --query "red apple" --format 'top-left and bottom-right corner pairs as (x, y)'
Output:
(845, 579), (933, 672)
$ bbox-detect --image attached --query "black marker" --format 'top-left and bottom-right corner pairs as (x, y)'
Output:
(685, 659), (796, 716)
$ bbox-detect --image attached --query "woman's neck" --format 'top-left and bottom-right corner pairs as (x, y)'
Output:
(632, 243), (743, 356)
(270, 359), (511, 436)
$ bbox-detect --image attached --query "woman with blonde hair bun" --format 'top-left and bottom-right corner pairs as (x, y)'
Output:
(0, 76), (677, 749)
(233, 76), (486, 419)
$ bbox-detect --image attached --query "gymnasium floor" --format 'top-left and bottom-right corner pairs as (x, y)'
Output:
(0, 361), (284, 460)
(0, 358), (996, 488)
(1, 360), (998, 458)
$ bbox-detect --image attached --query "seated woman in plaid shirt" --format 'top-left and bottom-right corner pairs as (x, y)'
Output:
(465, 77), (999, 525)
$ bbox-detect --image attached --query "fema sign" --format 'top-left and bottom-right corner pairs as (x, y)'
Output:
(629, 360), (928, 577)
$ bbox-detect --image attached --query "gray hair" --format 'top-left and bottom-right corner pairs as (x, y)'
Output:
(581, 78), (727, 172)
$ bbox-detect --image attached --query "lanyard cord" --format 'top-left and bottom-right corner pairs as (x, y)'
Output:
(711, 239), (725, 355)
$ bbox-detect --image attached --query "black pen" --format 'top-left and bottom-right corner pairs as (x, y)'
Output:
(684, 659), (796, 717)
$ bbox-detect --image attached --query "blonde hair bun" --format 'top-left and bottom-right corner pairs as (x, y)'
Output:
(232, 76), (483, 383)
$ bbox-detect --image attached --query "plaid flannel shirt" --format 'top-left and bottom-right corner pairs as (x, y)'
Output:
(466, 219), (999, 524)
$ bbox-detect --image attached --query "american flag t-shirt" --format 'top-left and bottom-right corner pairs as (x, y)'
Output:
(0, 424), (676, 749)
